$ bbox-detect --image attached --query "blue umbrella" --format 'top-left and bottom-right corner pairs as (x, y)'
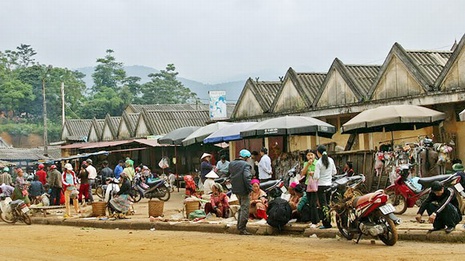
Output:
(203, 122), (257, 144)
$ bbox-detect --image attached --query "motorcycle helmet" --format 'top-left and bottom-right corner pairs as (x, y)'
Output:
(239, 149), (251, 158)
(50, 165), (57, 170)
(423, 138), (433, 147)
(135, 167), (141, 172)
(3, 167), (9, 172)
(38, 164), (44, 169)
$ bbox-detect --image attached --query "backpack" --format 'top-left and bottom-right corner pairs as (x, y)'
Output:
(266, 198), (292, 230)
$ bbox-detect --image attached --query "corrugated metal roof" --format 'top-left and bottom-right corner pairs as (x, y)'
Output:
(405, 50), (452, 85)
(0, 148), (53, 161)
(65, 119), (93, 138)
(143, 110), (210, 135)
(251, 81), (281, 112)
(93, 118), (105, 138)
(107, 116), (122, 138)
(345, 65), (381, 94)
(134, 139), (171, 147)
(297, 73), (327, 101)
(129, 104), (209, 113)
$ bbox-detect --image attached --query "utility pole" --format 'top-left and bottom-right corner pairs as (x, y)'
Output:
(42, 65), (52, 157)
(61, 81), (65, 126)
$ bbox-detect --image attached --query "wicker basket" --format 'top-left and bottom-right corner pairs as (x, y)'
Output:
(92, 201), (107, 217)
(229, 200), (239, 205)
(184, 201), (200, 218)
(148, 200), (164, 217)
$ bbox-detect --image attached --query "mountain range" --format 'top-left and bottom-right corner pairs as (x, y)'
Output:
(76, 65), (245, 103)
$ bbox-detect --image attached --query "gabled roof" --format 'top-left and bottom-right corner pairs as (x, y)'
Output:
(368, 43), (451, 97)
(231, 78), (281, 117)
(119, 111), (140, 138)
(102, 114), (122, 139)
(140, 109), (210, 135)
(435, 34), (465, 88)
(62, 119), (93, 141)
(313, 59), (379, 106)
(91, 118), (105, 139)
(270, 67), (326, 113)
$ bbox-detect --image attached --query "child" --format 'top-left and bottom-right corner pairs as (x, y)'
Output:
(168, 172), (176, 192)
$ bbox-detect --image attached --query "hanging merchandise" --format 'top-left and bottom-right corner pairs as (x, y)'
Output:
(158, 157), (170, 169)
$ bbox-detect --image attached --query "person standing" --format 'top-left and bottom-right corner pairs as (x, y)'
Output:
(258, 147), (272, 182)
(200, 153), (213, 184)
(215, 155), (230, 178)
(122, 159), (135, 182)
(301, 150), (319, 227)
(77, 163), (90, 206)
(85, 159), (97, 203)
(416, 181), (462, 233)
(100, 160), (114, 181)
(229, 149), (253, 235)
(114, 160), (125, 179)
(12, 167), (31, 206)
(314, 145), (337, 229)
(0, 167), (13, 186)
(62, 163), (80, 218)
(36, 164), (47, 185)
(47, 165), (62, 206)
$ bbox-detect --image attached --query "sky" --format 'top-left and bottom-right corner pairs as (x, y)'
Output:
(1, 0), (465, 84)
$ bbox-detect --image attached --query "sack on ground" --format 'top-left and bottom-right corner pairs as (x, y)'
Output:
(266, 198), (292, 230)
(188, 209), (206, 220)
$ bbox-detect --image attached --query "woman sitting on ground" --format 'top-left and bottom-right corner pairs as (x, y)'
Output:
(184, 175), (198, 198)
(288, 182), (301, 211)
(205, 183), (229, 218)
(108, 173), (132, 218)
(249, 179), (268, 220)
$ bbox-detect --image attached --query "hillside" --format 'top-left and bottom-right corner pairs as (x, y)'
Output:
(76, 65), (245, 103)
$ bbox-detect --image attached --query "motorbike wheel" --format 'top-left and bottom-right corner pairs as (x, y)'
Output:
(156, 186), (171, 201)
(335, 212), (354, 240)
(376, 212), (398, 246)
(95, 187), (104, 199)
(0, 209), (15, 224)
(21, 213), (32, 225)
(385, 190), (407, 215)
(129, 188), (142, 203)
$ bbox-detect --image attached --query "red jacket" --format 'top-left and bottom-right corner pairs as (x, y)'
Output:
(36, 170), (47, 185)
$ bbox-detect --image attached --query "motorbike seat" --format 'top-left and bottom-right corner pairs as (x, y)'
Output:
(260, 180), (278, 190)
(9, 200), (23, 206)
(146, 179), (164, 186)
(352, 190), (384, 208)
(417, 174), (452, 188)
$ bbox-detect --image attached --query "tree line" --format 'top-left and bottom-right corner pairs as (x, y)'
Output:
(0, 45), (198, 141)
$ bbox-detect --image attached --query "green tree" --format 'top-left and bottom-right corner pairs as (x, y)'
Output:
(80, 87), (125, 118)
(141, 64), (197, 104)
(91, 49), (126, 93)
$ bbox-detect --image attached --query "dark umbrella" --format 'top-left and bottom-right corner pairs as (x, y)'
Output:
(240, 115), (336, 139)
(158, 126), (201, 145)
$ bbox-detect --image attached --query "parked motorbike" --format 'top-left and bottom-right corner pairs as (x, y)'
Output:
(331, 188), (401, 246)
(0, 194), (31, 225)
(130, 175), (170, 202)
(328, 174), (367, 204)
(384, 164), (462, 215)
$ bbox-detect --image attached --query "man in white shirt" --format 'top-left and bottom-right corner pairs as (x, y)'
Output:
(258, 147), (272, 182)
(86, 159), (97, 203)
(215, 155), (230, 178)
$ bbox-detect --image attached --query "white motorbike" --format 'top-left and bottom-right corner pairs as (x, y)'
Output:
(0, 194), (31, 225)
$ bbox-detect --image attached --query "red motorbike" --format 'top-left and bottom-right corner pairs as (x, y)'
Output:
(331, 188), (401, 246)
(384, 164), (461, 215)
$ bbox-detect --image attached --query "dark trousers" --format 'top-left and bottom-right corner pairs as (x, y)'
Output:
(306, 191), (320, 224)
(317, 185), (332, 228)
(50, 187), (61, 206)
(237, 194), (250, 232)
(425, 202), (462, 229)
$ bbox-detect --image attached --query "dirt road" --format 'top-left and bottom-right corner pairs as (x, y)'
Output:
(1, 224), (464, 261)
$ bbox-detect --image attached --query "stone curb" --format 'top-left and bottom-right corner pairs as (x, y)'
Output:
(31, 217), (465, 243)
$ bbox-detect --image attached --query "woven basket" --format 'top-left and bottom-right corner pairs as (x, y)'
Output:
(184, 201), (200, 218)
(148, 200), (164, 217)
(229, 200), (239, 205)
(92, 201), (107, 217)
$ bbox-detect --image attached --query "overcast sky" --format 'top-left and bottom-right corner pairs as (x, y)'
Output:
(1, 0), (464, 83)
